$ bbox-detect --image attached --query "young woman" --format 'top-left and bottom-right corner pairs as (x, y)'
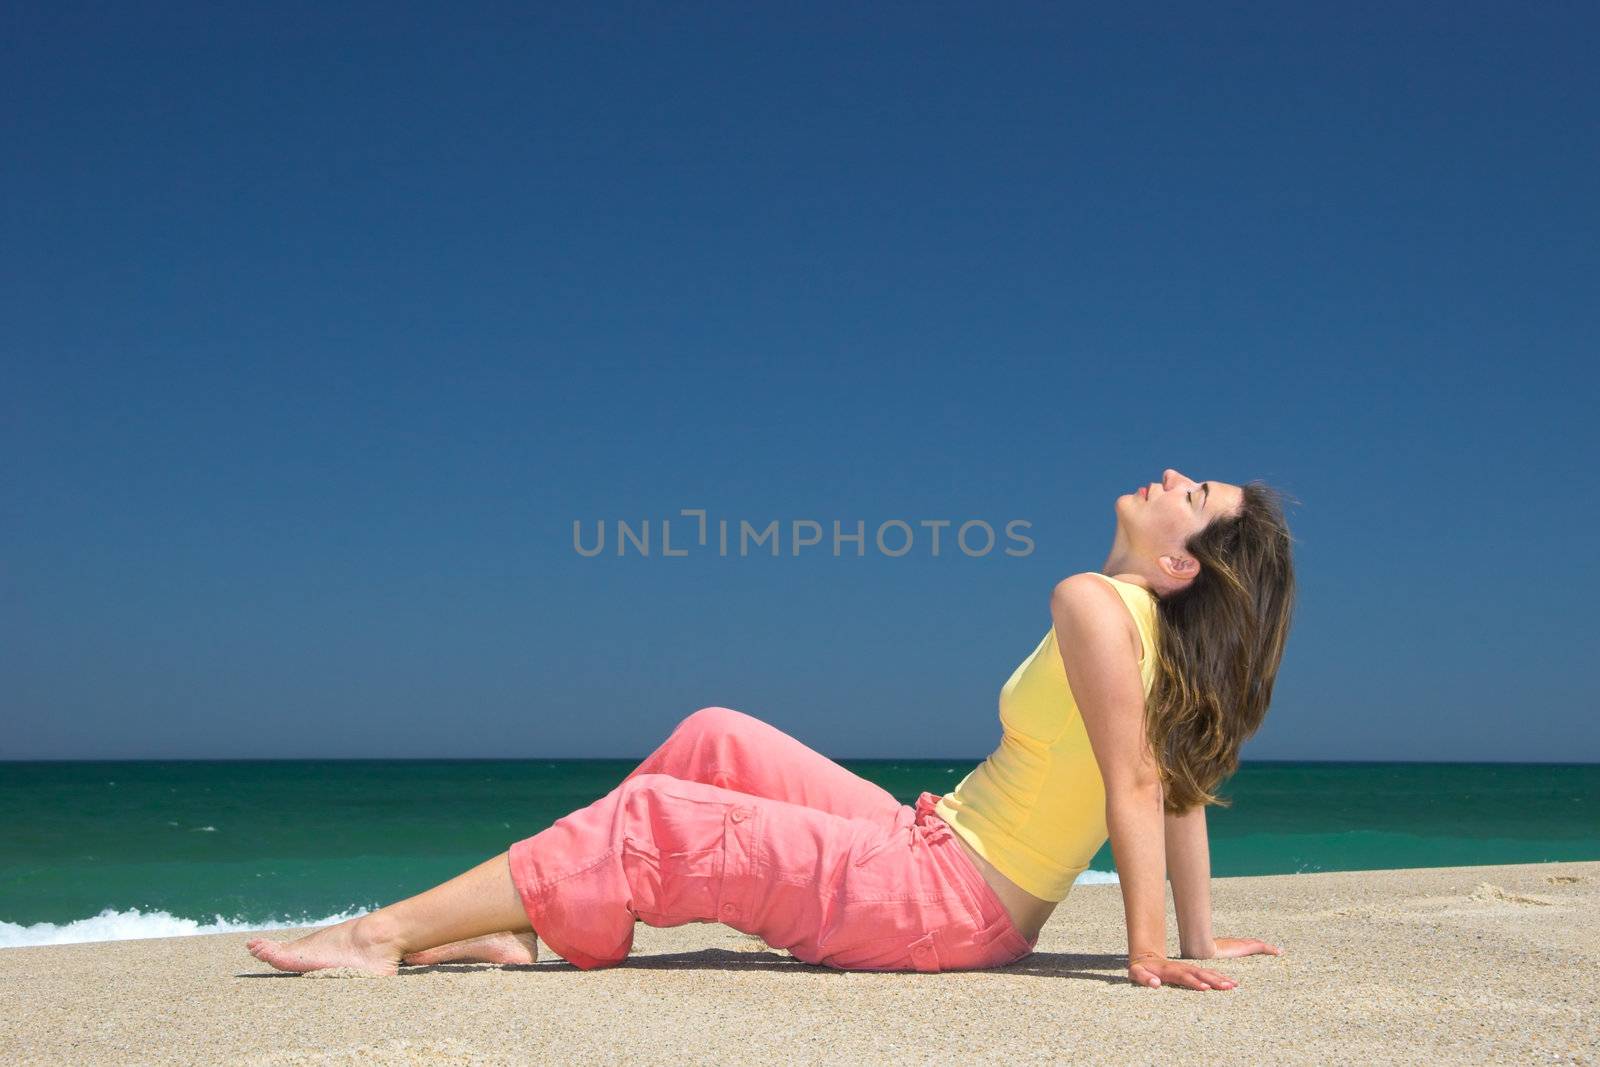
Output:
(248, 468), (1295, 991)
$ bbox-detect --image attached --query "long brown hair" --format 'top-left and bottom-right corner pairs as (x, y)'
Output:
(1146, 480), (1299, 814)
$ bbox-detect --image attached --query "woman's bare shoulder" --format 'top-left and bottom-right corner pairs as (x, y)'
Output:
(1049, 571), (1128, 603)
(1049, 573), (1144, 663)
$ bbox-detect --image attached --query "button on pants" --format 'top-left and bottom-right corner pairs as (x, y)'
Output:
(506, 706), (1039, 972)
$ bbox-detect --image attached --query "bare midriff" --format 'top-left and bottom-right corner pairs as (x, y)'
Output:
(945, 820), (1059, 944)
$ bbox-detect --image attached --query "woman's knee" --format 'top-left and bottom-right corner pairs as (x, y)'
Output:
(676, 705), (753, 740)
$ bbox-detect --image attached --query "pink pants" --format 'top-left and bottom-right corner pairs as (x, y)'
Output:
(506, 706), (1039, 972)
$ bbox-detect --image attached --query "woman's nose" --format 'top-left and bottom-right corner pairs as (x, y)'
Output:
(1163, 468), (1196, 492)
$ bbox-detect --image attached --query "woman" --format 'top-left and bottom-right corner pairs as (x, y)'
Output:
(248, 468), (1295, 991)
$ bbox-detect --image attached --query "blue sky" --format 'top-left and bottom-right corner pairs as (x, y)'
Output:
(3, 3), (1594, 761)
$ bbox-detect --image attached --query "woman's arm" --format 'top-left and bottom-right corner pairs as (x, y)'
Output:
(1051, 575), (1240, 991)
(1164, 800), (1216, 957)
(1050, 576), (1169, 962)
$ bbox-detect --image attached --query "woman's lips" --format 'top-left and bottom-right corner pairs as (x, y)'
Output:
(1138, 486), (1148, 499)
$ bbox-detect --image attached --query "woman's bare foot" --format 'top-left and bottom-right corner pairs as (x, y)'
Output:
(246, 913), (404, 977)
(401, 931), (540, 967)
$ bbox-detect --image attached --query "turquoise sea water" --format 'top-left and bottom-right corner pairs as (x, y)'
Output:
(2, 759), (1596, 946)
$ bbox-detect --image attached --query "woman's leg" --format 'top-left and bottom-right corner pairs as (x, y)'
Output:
(247, 851), (532, 976)
(410, 706), (909, 966)
(249, 772), (990, 976)
(505, 771), (946, 972)
(250, 706), (914, 973)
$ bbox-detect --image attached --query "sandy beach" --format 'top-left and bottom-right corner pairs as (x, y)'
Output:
(2, 859), (1594, 1065)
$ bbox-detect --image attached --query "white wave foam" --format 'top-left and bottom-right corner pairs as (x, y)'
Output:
(0, 906), (375, 948)
(1076, 868), (1120, 885)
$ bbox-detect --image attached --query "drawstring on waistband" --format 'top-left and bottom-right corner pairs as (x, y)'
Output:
(912, 791), (954, 845)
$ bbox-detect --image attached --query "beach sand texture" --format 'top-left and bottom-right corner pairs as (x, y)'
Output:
(2, 860), (1594, 1065)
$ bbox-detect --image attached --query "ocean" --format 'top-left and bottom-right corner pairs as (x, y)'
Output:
(2, 759), (1595, 947)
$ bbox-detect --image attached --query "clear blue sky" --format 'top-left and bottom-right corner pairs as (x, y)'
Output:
(3, 3), (1594, 761)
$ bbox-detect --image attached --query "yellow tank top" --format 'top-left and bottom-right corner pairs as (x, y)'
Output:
(934, 573), (1160, 902)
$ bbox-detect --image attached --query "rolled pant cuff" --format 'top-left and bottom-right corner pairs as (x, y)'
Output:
(506, 842), (627, 971)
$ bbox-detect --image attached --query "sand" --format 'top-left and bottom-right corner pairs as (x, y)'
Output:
(2, 860), (1595, 1065)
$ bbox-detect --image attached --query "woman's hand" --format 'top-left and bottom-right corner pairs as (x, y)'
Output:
(1177, 936), (1284, 960)
(1127, 952), (1237, 991)
(1210, 936), (1283, 959)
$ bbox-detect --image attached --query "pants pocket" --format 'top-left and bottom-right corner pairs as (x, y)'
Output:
(850, 804), (915, 869)
(620, 841), (723, 925)
(809, 889), (945, 969)
(844, 836), (944, 904)
(819, 929), (941, 972)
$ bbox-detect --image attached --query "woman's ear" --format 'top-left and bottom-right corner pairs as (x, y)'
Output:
(1159, 553), (1200, 582)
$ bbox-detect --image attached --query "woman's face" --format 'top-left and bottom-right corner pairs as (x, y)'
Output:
(1117, 468), (1245, 559)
